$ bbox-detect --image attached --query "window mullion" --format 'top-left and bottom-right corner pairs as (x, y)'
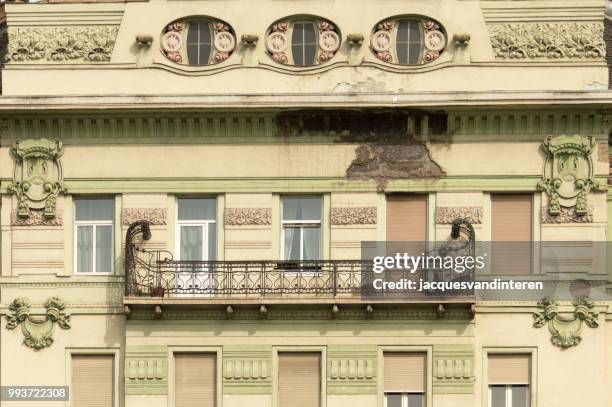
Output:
(92, 224), (97, 273)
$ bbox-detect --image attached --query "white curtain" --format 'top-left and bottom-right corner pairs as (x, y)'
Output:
(180, 226), (203, 261)
(95, 225), (113, 273)
(77, 225), (93, 273)
(303, 227), (320, 260)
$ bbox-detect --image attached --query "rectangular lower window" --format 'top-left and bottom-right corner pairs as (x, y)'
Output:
(174, 353), (217, 407)
(71, 354), (114, 407)
(281, 197), (322, 261)
(75, 198), (115, 273)
(488, 354), (531, 407)
(384, 352), (426, 407)
(176, 197), (217, 261)
(278, 352), (321, 407)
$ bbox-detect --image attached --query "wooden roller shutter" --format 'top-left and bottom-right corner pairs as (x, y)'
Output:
(386, 195), (428, 241)
(175, 353), (216, 407)
(384, 352), (426, 393)
(491, 194), (533, 275)
(278, 352), (321, 407)
(488, 354), (530, 385)
(71, 355), (114, 407)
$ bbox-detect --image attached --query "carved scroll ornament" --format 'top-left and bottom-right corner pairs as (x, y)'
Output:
(533, 297), (598, 348)
(6, 297), (71, 350)
(7, 138), (67, 220)
(537, 135), (600, 218)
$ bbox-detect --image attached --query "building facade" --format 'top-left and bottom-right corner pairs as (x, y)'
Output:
(0, 1), (611, 407)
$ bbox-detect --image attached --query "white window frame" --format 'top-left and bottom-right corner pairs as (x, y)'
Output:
(73, 206), (114, 275)
(175, 220), (216, 262)
(384, 392), (425, 407)
(482, 348), (536, 407)
(280, 197), (322, 261)
(488, 384), (530, 407)
(175, 199), (217, 262)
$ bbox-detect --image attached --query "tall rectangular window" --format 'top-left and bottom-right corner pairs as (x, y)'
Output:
(75, 198), (115, 274)
(491, 194), (533, 275)
(386, 194), (427, 241)
(278, 352), (321, 407)
(281, 197), (321, 261)
(177, 198), (217, 261)
(71, 354), (114, 407)
(383, 352), (426, 407)
(488, 354), (531, 407)
(175, 353), (217, 407)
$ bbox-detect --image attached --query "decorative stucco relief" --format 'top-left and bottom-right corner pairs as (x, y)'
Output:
(537, 135), (600, 218)
(224, 208), (272, 225)
(6, 26), (119, 63)
(533, 297), (598, 348)
(541, 206), (593, 223)
(121, 208), (167, 226)
(11, 209), (63, 226)
(7, 138), (66, 220)
(5, 297), (71, 350)
(330, 207), (377, 225)
(489, 23), (604, 60)
(435, 207), (482, 224)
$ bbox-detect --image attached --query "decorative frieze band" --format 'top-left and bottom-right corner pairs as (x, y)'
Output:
(541, 207), (593, 224)
(224, 208), (272, 226)
(435, 207), (482, 224)
(222, 346), (272, 394)
(125, 347), (168, 395)
(121, 208), (167, 226)
(432, 345), (474, 394)
(11, 210), (63, 226)
(489, 23), (605, 60)
(7, 26), (119, 63)
(327, 346), (377, 395)
(331, 207), (377, 225)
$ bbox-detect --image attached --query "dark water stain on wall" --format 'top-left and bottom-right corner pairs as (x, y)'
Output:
(276, 110), (446, 183)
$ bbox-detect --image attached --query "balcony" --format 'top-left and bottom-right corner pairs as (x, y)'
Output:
(123, 221), (476, 307)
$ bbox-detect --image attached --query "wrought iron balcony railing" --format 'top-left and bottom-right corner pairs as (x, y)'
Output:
(124, 220), (476, 300)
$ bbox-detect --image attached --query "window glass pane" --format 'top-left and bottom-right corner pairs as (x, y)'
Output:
(396, 21), (422, 65)
(291, 22), (317, 66)
(304, 44), (317, 66)
(408, 394), (425, 407)
(208, 224), (217, 261)
(291, 23), (304, 66)
(75, 198), (114, 221)
(408, 22), (422, 65)
(385, 393), (402, 407)
(303, 227), (320, 260)
(304, 23), (316, 44)
(77, 225), (93, 273)
(511, 386), (529, 407)
(186, 22), (212, 65)
(95, 225), (113, 273)
(282, 197), (321, 221)
(180, 226), (203, 261)
(187, 23), (199, 43)
(283, 227), (300, 260)
(199, 23), (211, 43)
(178, 198), (216, 221)
(397, 22), (409, 42)
(490, 386), (506, 407)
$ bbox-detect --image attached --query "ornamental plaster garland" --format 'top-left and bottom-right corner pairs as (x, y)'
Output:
(7, 26), (119, 62)
(489, 22), (604, 60)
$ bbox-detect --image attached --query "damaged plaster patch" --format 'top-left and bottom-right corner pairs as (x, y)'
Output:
(332, 77), (388, 93)
(347, 142), (445, 181)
